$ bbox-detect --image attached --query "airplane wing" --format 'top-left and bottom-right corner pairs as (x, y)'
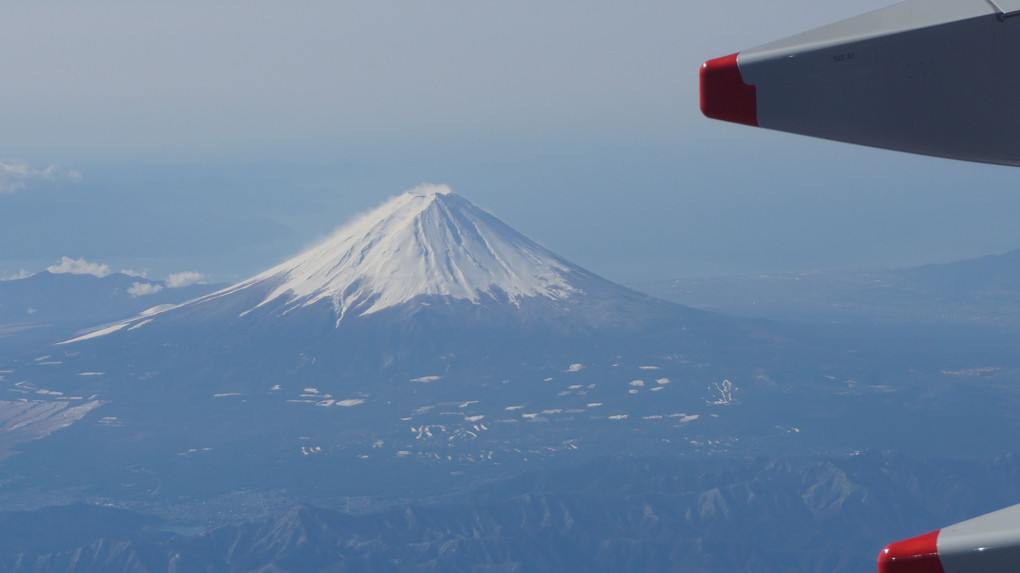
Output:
(700, 0), (1020, 166)
(700, 1), (1020, 569)
(879, 502), (1020, 572)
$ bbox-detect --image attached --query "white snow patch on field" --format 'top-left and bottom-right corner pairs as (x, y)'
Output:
(0, 399), (104, 459)
(707, 380), (737, 405)
(670, 413), (700, 423)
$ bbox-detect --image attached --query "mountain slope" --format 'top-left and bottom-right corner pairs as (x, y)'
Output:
(0, 271), (223, 355)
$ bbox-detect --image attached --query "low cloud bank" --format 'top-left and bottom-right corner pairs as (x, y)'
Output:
(47, 257), (111, 278)
(0, 160), (81, 194)
(128, 282), (164, 297)
(166, 271), (205, 288)
(1, 270), (32, 281)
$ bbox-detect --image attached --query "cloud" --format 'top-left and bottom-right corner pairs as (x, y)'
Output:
(409, 183), (452, 196)
(47, 257), (111, 278)
(0, 271), (32, 281)
(1, 269), (33, 281)
(127, 282), (164, 297)
(0, 160), (81, 194)
(121, 269), (147, 278)
(166, 271), (206, 288)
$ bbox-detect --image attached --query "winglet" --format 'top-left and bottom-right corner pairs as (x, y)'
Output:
(877, 530), (945, 573)
(699, 53), (758, 127)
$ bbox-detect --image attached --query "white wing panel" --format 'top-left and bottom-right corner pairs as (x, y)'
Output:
(938, 503), (1020, 572)
(990, 0), (1020, 16)
(701, 0), (1020, 166)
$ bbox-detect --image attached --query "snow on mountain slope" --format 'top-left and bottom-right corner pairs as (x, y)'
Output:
(238, 183), (580, 321)
(66, 184), (622, 342)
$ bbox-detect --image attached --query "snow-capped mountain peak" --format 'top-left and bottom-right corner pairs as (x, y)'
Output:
(218, 184), (582, 321)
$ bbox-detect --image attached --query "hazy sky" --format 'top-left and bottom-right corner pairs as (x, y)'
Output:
(5, 0), (1020, 284)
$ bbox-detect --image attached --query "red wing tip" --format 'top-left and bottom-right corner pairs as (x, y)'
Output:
(699, 52), (758, 127)
(877, 530), (945, 573)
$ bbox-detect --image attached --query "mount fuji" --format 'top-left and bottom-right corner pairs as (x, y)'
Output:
(60, 184), (725, 377)
(68, 184), (689, 340)
(0, 185), (865, 511)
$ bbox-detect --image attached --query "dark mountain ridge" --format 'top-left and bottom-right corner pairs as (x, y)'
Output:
(2, 452), (1019, 573)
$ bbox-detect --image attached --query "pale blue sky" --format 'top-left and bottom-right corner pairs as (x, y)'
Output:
(4, 0), (1020, 284)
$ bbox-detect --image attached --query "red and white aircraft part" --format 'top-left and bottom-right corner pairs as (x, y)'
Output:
(878, 502), (1020, 573)
(700, 0), (1020, 166)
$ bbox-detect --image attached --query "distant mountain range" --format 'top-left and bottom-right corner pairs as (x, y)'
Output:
(0, 270), (224, 353)
(636, 250), (1020, 325)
